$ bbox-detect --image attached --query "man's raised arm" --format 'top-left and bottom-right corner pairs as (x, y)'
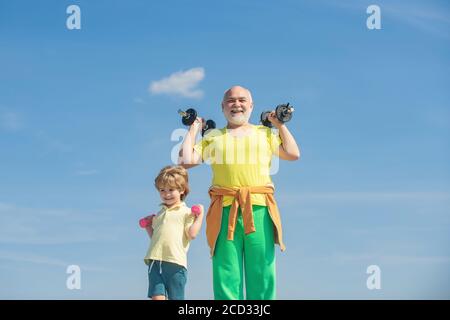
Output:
(178, 117), (203, 169)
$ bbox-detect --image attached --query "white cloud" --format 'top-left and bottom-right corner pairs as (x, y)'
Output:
(0, 111), (24, 132)
(149, 67), (205, 98)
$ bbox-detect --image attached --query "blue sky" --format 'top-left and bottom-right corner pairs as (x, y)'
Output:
(0, 0), (449, 299)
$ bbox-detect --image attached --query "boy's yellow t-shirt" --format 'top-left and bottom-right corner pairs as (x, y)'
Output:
(144, 201), (195, 269)
(193, 124), (282, 207)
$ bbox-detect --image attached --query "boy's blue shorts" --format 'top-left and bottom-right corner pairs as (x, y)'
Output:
(148, 260), (187, 300)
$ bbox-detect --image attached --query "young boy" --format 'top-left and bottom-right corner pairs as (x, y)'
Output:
(142, 165), (204, 300)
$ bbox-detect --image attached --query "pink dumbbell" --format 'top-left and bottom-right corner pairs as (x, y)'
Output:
(139, 214), (155, 228)
(191, 205), (202, 217)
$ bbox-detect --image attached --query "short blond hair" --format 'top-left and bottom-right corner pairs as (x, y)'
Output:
(154, 165), (190, 200)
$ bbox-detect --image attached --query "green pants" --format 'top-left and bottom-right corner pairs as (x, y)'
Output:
(212, 205), (276, 300)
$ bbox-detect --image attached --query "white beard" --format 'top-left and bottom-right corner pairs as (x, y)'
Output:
(224, 112), (250, 126)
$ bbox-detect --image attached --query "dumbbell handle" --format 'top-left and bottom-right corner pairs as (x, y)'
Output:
(271, 107), (294, 114)
(178, 109), (188, 117)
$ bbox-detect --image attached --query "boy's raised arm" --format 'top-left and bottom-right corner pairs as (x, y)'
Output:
(187, 205), (204, 240)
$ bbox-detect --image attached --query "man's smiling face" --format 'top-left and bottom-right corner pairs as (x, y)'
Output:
(222, 86), (253, 126)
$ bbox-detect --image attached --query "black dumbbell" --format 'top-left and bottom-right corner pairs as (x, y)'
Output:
(178, 108), (216, 136)
(260, 103), (295, 128)
(202, 119), (216, 137)
(178, 108), (198, 126)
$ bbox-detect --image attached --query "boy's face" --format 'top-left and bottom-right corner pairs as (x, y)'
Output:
(158, 185), (184, 208)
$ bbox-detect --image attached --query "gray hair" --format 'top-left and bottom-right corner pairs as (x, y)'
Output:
(222, 86), (253, 104)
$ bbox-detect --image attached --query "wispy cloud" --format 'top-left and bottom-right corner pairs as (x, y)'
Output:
(149, 67), (205, 98)
(327, 0), (450, 38)
(74, 169), (99, 176)
(275, 190), (450, 209)
(295, 191), (450, 201)
(0, 250), (108, 272)
(0, 109), (73, 154)
(133, 97), (145, 104)
(0, 202), (123, 245)
(383, 2), (450, 38)
(0, 111), (24, 132)
(323, 253), (450, 266)
(34, 130), (73, 153)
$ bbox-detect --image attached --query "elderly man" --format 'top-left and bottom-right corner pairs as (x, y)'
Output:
(179, 86), (300, 300)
